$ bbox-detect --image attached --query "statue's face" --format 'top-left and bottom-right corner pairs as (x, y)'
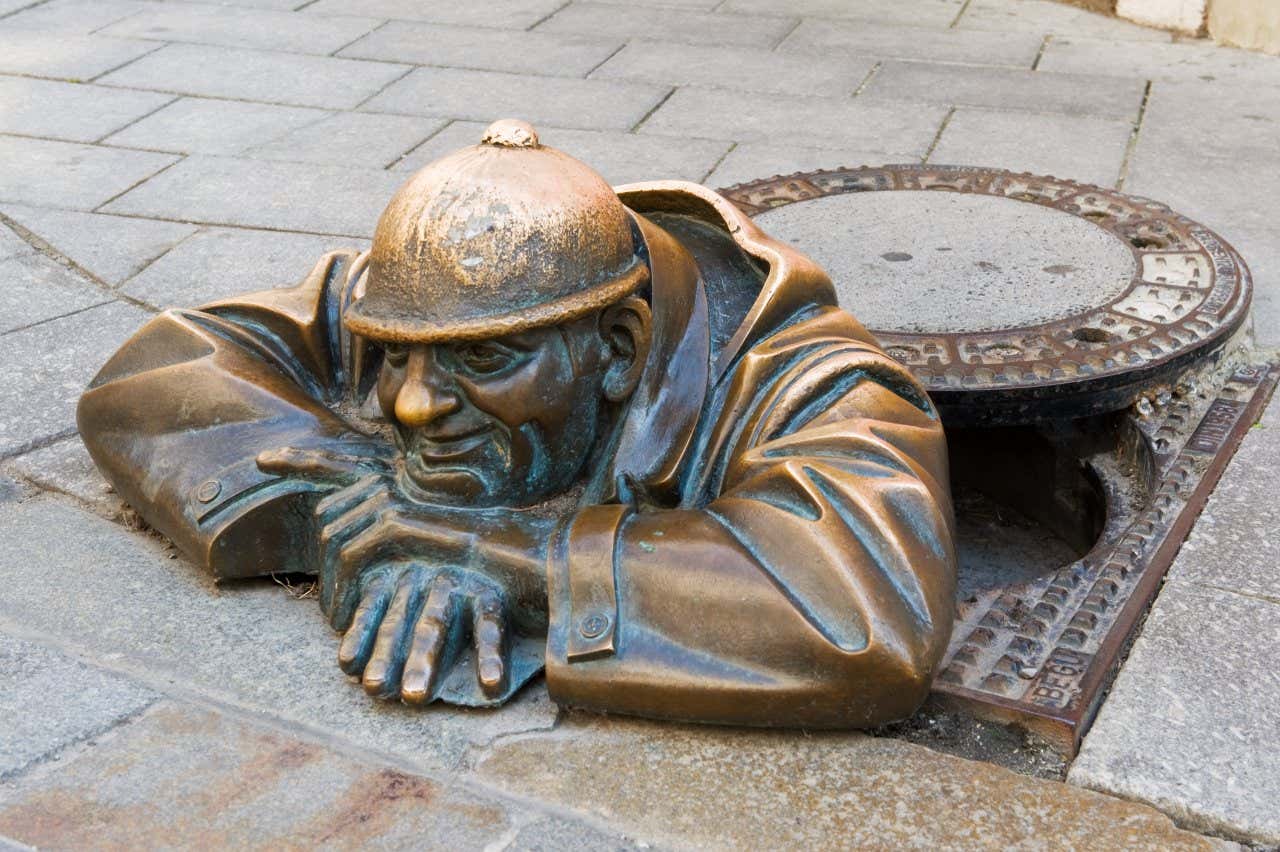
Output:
(374, 318), (611, 508)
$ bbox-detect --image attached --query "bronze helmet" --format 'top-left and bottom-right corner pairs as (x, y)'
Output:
(344, 119), (648, 343)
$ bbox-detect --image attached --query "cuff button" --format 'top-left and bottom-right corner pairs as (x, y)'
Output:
(196, 479), (222, 503)
(579, 613), (611, 639)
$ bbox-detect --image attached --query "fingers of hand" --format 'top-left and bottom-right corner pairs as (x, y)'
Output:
(318, 481), (390, 627)
(362, 568), (429, 699)
(337, 572), (394, 676)
(473, 590), (509, 701)
(256, 447), (372, 483)
(400, 575), (461, 706)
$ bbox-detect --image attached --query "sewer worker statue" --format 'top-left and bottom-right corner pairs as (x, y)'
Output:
(78, 120), (956, 728)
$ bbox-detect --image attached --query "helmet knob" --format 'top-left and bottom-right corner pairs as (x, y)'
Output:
(481, 119), (540, 149)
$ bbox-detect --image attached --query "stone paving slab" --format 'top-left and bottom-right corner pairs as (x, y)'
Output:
(776, 17), (1046, 67)
(864, 61), (1148, 119)
(929, 108), (1133, 187)
(0, 701), (534, 850)
(364, 66), (669, 132)
(592, 40), (876, 97)
(0, 436), (123, 519)
(103, 97), (329, 156)
(476, 716), (1229, 851)
(0, 251), (110, 335)
(99, 43), (409, 110)
(338, 20), (624, 78)
(100, 4), (383, 55)
(0, 300), (151, 456)
(640, 86), (949, 151)
(0, 633), (156, 779)
(1140, 79), (1280, 161)
(0, 135), (178, 211)
(957, 0), (1174, 40)
(705, 142), (921, 189)
(536, 2), (797, 48)
(0, 205), (196, 287)
(101, 156), (404, 238)
(0, 31), (157, 81)
(0, 77), (172, 144)
(1164, 399), (1280, 601)
(1039, 35), (1280, 81)
(393, 121), (731, 186)
(304, 0), (568, 29)
(0, 497), (560, 776)
(120, 227), (369, 308)
(1069, 582), (1280, 845)
(723, 0), (964, 28)
(2, 0), (153, 34)
(246, 112), (448, 170)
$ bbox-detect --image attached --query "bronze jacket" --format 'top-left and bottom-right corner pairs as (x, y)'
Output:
(79, 182), (955, 728)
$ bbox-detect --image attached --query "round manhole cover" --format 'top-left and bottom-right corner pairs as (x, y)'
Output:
(719, 165), (1252, 425)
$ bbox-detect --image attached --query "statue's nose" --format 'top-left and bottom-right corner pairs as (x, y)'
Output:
(394, 350), (461, 428)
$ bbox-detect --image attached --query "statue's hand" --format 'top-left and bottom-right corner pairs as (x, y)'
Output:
(339, 564), (514, 703)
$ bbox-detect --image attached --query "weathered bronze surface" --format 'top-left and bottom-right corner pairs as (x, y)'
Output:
(77, 120), (957, 727)
(719, 165), (1266, 751)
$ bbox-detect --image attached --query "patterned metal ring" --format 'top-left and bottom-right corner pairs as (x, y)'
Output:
(719, 165), (1252, 425)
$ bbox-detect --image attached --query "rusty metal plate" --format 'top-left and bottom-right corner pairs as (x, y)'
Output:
(720, 165), (1253, 426)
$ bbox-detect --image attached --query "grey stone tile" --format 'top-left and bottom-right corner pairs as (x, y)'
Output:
(705, 142), (921, 190)
(0, 701), (522, 848)
(1039, 35), (1280, 82)
(1224, 226), (1280, 347)
(536, 2), (796, 47)
(0, 31), (157, 81)
(245, 112), (448, 169)
(338, 20), (623, 78)
(508, 817), (642, 851)
(102, 156), (404, 238)
(0, 135), (178, 210)
(393, 121), (731, 186)
(722, 0), (964, 28)
(0, 498), (559, 775)
(0, 633), (156, 779)
(99, 43), (409, 110)
(0, 301), (152, 456)
(0, 251), (110, 335)
(1124, 140), (1280, 238)
(3, 0), (155, 35)
(592, 40), (875, 97)
(303, 0), (568, 29)
(121, 227), (369, 307)
(162, 0), (298, 8)
(640, 87), (949, 152)
(957, 0), (1174, 41)
(1069, 582), (1280, 845)
(0, 226), (29, 264)
(103, 97), (328, 156)
(589, 0), (718, 7)
(1140, 78), (1280, 160)
(1162, 398), (1280, 599)
(0, 205), (196, 286)
(0, 77), (171, 144)
(1, 435), (123, 519)
(778, 18), (1045, 67)
(363, 66), (669, 132)
(100, 4), (383, 55)
(477, 715), (1227, 850)
(863, 61), (1147, 119)
(0, 0), (37, 13)
(929, 108), (1132, 187)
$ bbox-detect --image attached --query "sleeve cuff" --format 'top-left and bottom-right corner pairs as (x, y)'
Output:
(547, 503), (633, 664)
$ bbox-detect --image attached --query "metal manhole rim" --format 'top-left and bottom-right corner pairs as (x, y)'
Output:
(718, 164), (1252, 407)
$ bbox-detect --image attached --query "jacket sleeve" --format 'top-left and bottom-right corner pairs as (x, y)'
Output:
(545, 312), (956, 728)
(77, 251), (371, 580)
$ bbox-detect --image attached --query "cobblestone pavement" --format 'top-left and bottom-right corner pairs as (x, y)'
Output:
(0, 0), (1277, 848)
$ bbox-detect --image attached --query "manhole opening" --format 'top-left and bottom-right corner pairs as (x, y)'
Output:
(948, 421), (1112, 604)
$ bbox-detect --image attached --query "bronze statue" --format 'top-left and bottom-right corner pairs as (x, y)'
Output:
(78, 120), (956, 727)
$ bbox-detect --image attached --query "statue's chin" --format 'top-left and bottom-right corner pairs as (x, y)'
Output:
(398, 463), (487, 506)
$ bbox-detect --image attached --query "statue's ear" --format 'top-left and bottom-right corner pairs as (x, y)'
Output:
(599, 296), (652, 403)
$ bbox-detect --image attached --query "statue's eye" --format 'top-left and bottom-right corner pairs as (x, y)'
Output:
(382, 342), (409, 367)
(455, 342), (512, 375)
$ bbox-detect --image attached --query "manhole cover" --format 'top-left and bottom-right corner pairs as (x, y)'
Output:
(720, 165), (1273, 752)
(721, 165), (1252, 426)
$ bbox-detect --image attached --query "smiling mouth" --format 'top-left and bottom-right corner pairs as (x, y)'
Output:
(409, 428), (493, 462)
